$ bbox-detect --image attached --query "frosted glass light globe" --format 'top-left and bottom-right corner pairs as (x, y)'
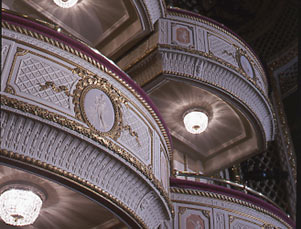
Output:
(183, 111), (208, 134)
(0, 189), (43, 226)
(53, 0), (78, 8)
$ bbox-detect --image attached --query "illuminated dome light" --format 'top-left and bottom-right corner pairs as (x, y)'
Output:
(183, 110), (209, 134)
(0, 188), (43, 226)
(53, 0), (78, 8)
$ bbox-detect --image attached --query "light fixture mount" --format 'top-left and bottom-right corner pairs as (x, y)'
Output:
(0, 183), (46, 227)
(183, 108), (209, 134)
(53, 0), (78, 8)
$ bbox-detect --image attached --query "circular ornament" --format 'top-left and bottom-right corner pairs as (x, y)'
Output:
(72, 69), (126, 139)
(81, 87), (115, 133)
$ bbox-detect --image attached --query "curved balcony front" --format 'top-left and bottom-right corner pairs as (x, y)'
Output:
(1, 10), (172, 228)
(170, 178), (295, 229)
(118, 7), (276, 174)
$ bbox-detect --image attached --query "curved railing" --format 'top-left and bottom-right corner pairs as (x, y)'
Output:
(173, 170), (285, 213)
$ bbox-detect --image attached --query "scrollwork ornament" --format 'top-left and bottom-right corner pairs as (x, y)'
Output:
(233, 44), (257, 82)
(4, 84), (16, 95)
(262, 224), (277, 229)
(201, 210), (210, 219)
(178, 206), (187, 215)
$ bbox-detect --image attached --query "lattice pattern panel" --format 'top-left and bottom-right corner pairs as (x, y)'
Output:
(15, 56), (77, 109)
(250, 5), (297, 61)
(118, 106), (152, 164)
(278, 61), (298, 97)
(239, 142), (292, 217)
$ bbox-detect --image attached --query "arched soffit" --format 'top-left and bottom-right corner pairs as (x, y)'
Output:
(1, 10), (173, 227)
(148, 80), (263, 174)
(0, 164), (131, 228)
(1, 0), (165, 59)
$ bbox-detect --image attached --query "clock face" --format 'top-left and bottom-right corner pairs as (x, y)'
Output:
(240, 55), (254, 78)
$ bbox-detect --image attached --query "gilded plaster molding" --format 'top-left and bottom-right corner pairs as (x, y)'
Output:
(166, 10), (266, 79)
(0, 95), (174, 215)
(1, 19), (173, 157)
(158, 44), (267, 97)
(171, 187), (292, 229)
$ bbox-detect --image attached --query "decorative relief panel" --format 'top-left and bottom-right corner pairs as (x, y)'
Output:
(117, 105), (152, 164)
(160, 150), (169, 192)
(196, 28), (206, 52)
(171, 190), (292, 229)
(82, 88), (115, 133)
(230, 216), (261, 229)
(72, 71), (126, 139)
(215, 211), (226, 229)
(1, 36), (168, 170)
(2, 30), (170, 158)
(171, 23), (194, 48)
(208, 34), (238, 68)
(157, 16), (268, 94)
(8, 47), (79, 112)
(1, 24), (172, 222)
(177, 206), (211, 229)
(1, 42), (11, 73)
(186, 214), (205, 229)
(159, 20), (170, 44)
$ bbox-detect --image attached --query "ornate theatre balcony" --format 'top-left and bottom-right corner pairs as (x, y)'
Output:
(118, 8), (276, 175)
(1, 10), (172, 228)
(170, 176), (295, 229)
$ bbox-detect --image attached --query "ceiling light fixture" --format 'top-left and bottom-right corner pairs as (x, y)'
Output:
(0, 184), (45, 227)
(53, 0), (78, 8)
(183, 109), (209, 134)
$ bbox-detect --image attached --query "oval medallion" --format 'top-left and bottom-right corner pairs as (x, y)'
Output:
(83, 88), (115, 133)
(240, 55), (254, 78)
